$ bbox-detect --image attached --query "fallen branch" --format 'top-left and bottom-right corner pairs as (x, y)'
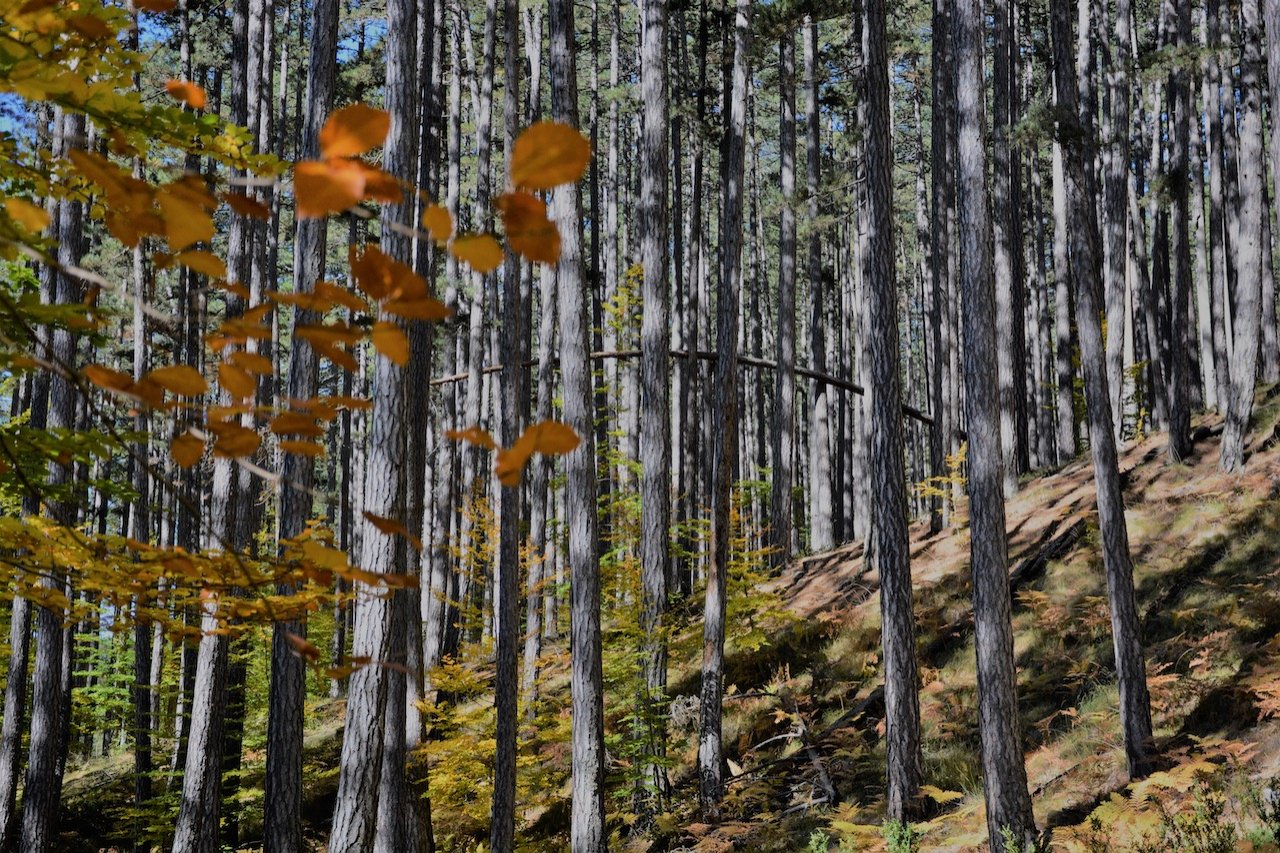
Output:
(429, 348), (935, 425)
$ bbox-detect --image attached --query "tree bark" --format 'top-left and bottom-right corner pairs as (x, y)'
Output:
(329, 0), (417, 845)
(863, 0), (924, 819)
(489, 0), (522, 844)
(1222, 0), (1267, 471)
(1052, 0), (1155, 779)
(1164, 0), (1193, 460)
(993, 0), (1025, 497)
(264, 0), (338, 846)
(803, 18), (833, 553)
(638, 0), (671, 813)
(774, 31), (798, 562)
(1052, 140), (1077, 462)
(547, 0), (607, 843)
(699, 0), (750, 817)
(954, 0), (1037, 844)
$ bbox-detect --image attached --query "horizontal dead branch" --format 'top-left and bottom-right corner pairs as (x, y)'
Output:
(429, 348), (935, 426)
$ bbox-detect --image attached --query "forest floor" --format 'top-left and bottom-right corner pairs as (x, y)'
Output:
(59, 388), (1280, 851)
(659, 386), (1280, 852)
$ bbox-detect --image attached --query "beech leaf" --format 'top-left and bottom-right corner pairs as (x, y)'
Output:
(170, 431), (204, 468)
(496, 191), (560, 264)
(510, 121), (591, 190)
(445, 425), (497, 449)
(449, 233), (503, 274)
(371, 321), (409, 366)
(4, 198), (50, 232)
(421, 204), (453, 243)
(294, 160), (364, 219)
(318, 104), (391, 159)
(144, 365), (207, 396)
(164, 80), (207, 109)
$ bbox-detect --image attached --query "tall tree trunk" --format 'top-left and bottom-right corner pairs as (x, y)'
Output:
(130, 232), (153, 853)
(1222, 0), (1267, 471)
(637, 0), (671, 812)
(1052, 140), (1077, 462)
(863, 0), (923, 819)
(954, 0), (1037, 844)
(1265, 0), (1280, 383)
(698, 0), (750, 817)
(773, 31), (798, 561)
(1052, 0), (1155, 778)
(264, 0), (338, 846)
(993, 0), (1024, 497)
(22, 108), (84, 853)
(1205, 0), (1233, 409)
(489, 0), (522, 845)
(547, 0), (607, 843)
(329, 0), (417, 845)
(1104, 0), (1132, 439)
(803, 17), (832, 553)
(1164, 0), (1193, 460)
(929, 0), (954, 524)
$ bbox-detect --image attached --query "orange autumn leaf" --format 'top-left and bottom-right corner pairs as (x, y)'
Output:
(283, 632), (321, 661)
(271, 412), (323, 436)
(5, 198), (50, 232)
(218, 362), (256, 398)
(445, 425), (497, 450)
(371, 321), (409, 366)
(84, 364), (133, 393)
(421, 204), (453, 243)
(223, 192), (271, 220)
(294, 160), (364, 219)
(175, 250), (227, 279)
(228, 350), (274, 375)
(495, 420), (580, 486)
(350, 245), (426, 301)
(164, 79), (207, 109)
(170, 431), (204, 468)
(134, 0), (177, 11)
(144, 365), (207, 396)
(496, 191), (560, 264)
(279, 440), (326, 458)
(510, 121), (591, 190)
(318, 104), (391, 159)
(156, 191), (215, 250)
(362, 512), (423, 551)
(211, 425), (261, 458)
(383, 297), (451, 321)
(449, 233), (503, 274)
(315, 280), (369, 312)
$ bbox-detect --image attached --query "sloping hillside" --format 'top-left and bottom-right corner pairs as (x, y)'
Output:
(59, 393), (1280, 852)
(658, 390), (1280, 851)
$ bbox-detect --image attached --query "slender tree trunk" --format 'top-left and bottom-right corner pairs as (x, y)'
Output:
(773, 31), (798, 561)
(22, 109), (84, 853)
(1205, 0), (1233, 409)
(863, 0), (923, 818)
(993, 0), (1024, 497)
(954, 0), (1037, 843)
(803, 18), (832, 553)
(264, 0), (338, 846)
(1052, 140), (1077, 461)
(1222, 0), (1267, 471)
(329, 0), (417, 845)
(929, 0), (954, 523)
(547, 0), (607, 843)
(699, 0), (750, 817)
(1265, 0), (1280, 382)
(489, 0), (522, 844)
(1164, 0), (1193, 459)
(1052, 0), (1155, 778)
(1104, 0), (1131, 439)
(637, 0), (671, 812)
